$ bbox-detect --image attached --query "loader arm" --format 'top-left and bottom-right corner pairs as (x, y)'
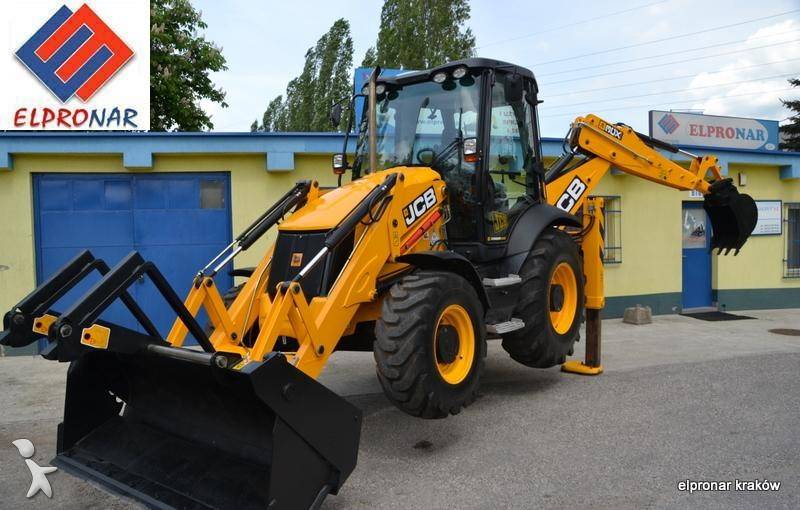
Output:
(546, 114), (757, 254)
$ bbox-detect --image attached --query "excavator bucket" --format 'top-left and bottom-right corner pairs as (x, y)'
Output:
(1, 248), (362, 510)
(703, 178), (758, 254)
(55, 349), (361, 510)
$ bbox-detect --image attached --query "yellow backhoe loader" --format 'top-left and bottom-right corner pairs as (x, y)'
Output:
(1, 58), (757, 509)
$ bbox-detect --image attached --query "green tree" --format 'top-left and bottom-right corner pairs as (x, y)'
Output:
(252, 96), (285, 132)
(312, 19), (353, 131)
(363, 0), (475, 69)
(361, 47), (377, 67)
(150, 0), (228, 131)
(253, 19), (353, 132)
(779, 78), (800, 151)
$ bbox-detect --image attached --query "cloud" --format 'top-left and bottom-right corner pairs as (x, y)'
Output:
(687, 19), (800, 120)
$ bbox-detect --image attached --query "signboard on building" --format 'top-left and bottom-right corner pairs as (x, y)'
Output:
(649, 110), (779, 152)
(753, 200), (782, 236)
(1, 1), (150, 130)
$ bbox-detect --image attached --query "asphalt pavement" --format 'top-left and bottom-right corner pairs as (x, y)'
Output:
(1, 309), (798, 509)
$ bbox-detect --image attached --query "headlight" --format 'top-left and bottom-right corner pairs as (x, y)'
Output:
(361, 85), (369, 95)
(463, 137), (479, 163)
(432, 72), (448, 83)
(332, 153), (347, 174)
(375, 84), (386, 95)
(452, 66), (468, 79)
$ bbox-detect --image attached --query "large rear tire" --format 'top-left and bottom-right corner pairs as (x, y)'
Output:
(501, 228), (584, 368)
(374, 270), (486, 419)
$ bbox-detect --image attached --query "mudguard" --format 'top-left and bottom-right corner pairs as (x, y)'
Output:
(396, 251), (490, 309)
(502, 203), (581, 275)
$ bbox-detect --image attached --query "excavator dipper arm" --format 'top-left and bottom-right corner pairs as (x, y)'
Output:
(546, 114), (757, 254)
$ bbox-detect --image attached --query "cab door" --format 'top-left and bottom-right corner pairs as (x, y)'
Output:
(483, 73), (537, 242)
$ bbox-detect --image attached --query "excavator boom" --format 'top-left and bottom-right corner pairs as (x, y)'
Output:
(546, 114), (758, 253)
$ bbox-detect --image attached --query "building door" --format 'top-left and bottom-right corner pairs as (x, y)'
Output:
(33, 173), (232, 347)
(681, 202), (712, 309)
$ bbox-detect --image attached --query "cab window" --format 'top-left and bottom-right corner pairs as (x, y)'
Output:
(484, 73), (536, 241)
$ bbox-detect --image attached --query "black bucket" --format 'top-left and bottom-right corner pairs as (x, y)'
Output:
(54, 350), (362, 510)
(703, 178), (758, 254)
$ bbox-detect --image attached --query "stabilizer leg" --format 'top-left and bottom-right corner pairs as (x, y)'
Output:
(562, 308), (603, 375)
(563, 197), (604, 376)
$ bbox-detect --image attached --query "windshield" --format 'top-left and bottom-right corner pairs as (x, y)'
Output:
(352, 75), (481, 177)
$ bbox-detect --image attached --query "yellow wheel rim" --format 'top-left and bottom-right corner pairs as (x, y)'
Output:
(434, 304), (475, 385)
(549, 262), (578, 335)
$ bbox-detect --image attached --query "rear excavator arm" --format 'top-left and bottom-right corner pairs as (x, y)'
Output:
(546, 114), (757, 254)
(546, 114), (757, 375)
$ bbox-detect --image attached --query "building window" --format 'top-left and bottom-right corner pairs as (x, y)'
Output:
(786, 203), (800, 278)
(200, 180), (225, 209)
(601, 196), (622, 264)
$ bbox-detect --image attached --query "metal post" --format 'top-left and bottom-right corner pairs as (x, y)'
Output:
(368, 67), (380, 174)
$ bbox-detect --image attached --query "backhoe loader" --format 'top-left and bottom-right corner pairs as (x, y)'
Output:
(1, 58), (757, 509)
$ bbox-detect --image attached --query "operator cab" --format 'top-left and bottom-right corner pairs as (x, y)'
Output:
(334, 58), (545, 263)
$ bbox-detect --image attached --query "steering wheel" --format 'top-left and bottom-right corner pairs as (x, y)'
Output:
(416, 147), (436, 164)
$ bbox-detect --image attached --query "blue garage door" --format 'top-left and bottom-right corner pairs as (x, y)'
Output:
(34, 173), (233, 344)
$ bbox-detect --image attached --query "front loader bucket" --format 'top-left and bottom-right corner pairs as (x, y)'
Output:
(55, 349), (362, 510)
(703, 178), (758, 254)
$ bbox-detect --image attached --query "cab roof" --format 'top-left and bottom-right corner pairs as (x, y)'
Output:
(372, 58), (538, 92)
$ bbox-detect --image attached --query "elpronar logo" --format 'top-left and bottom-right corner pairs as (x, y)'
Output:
(598, 120), (623, 140)
(403, 187), (437, 226)
(2, 1), (150, 130)
(16, 4), (133, 103)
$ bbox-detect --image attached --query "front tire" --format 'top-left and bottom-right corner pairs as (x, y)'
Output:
(374, 270), (486, 419)
(502, 228), (584, 368)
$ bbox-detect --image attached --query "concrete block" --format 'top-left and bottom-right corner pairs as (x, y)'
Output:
(623, 304), (652, 325)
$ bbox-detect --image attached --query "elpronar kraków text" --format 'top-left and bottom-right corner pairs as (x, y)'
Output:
(678, 479), (781, 494)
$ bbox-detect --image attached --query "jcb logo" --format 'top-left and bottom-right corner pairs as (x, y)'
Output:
(556, 177), (587, 212)
(403, 187), (437, 226)
(599, 121), (623, 140)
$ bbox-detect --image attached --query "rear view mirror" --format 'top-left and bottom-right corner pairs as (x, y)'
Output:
(330, 103), (343, 128)
(504, 74), (524, 103)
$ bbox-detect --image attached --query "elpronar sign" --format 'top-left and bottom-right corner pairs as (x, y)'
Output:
(649, 110), (779, 152)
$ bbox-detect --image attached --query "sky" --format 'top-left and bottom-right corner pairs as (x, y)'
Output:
(192, 0), (800, 136)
